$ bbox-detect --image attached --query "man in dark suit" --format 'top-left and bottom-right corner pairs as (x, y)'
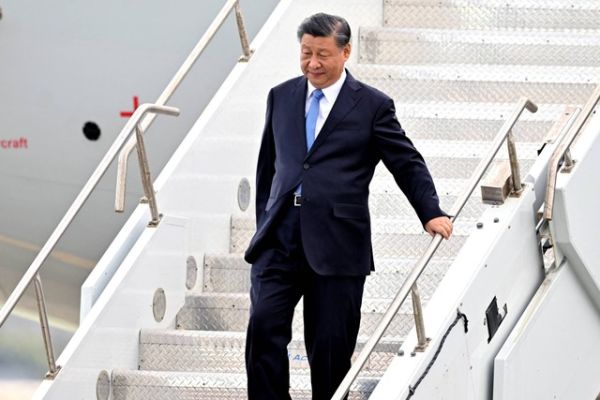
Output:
(244, 13), (453, 400)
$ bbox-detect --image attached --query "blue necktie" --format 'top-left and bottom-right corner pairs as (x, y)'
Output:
(306, 89), (324, 151)
(298, 89), (324, 195)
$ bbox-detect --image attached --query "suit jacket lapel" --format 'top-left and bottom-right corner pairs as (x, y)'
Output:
(305, 71), (362, 160)
(291, 77), (308, 157)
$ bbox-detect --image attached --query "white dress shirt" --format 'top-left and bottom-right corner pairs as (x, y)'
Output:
(305, 69), (347, 138)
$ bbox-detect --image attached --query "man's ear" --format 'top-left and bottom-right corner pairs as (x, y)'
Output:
(343, 43), (352, 60)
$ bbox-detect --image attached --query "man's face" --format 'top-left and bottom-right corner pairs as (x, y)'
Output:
(300, 34), (351, 89)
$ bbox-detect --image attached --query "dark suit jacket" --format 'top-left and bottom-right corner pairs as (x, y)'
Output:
(244, 70), (445, 276)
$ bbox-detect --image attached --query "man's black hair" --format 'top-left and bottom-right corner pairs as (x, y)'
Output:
(297, 13), (351, 48)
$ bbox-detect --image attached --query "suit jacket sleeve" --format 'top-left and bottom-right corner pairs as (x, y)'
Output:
(372, 97), (447, 226)
(255, 89), (275, 227)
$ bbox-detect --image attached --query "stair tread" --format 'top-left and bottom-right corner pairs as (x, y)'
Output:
(385, 0), (600, 9)
(353, 63), (600, 83)
(137, 329), (401, 376)
(359, 26), (600, 44)
(182, 292), (433, 313)
(140, 328), (403, 346)
(112, 369), (378, 392)
(382, 0), (600, 31)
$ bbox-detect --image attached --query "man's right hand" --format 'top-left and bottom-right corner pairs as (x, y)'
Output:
(425, 216), (453, 240)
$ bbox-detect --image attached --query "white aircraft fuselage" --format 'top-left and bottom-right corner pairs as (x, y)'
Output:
(0, 0), (277, 353)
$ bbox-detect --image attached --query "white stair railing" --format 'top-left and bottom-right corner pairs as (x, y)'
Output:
(0, 0), (253, 380)
(332, 97), (538, 400)
(0, 103), (179, 378)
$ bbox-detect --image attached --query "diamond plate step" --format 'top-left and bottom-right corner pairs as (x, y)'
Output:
(358, 28), (600, 66)
(405, 141), (542, 164)
(111, 370), (377, 400)
(230, 210), (492, 256)
(385, 101), (564, 141)
(138, 329), (401, 376)
(352, 64), (598, 104)
(393, 101), (565, 122)
(401, 117), (553, 142)
(203, 252), (453, 298)
(177, 292), (436, 339)
(383, 0), (600, 30)
(366, 192), (487, 220)
(403, 157), (536, 180)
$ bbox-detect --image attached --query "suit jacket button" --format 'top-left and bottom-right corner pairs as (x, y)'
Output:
(303, 163), (310, 170)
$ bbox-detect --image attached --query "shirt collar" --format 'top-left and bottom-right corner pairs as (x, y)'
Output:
(306, 69), (347, 102)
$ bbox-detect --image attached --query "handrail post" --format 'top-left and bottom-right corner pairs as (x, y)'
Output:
(114, 105), (179, 214)
(411, 284), (430, 352)
(33, 274), (60, 379)
(234, 1), (252, 61)
(506, 130), (523, 195)
(134, 124), (161, 226)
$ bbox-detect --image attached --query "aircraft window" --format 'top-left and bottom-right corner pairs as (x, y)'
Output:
(83, 122), (101, 141)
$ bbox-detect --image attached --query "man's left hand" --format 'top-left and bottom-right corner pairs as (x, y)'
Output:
(425, 216), (453, 240)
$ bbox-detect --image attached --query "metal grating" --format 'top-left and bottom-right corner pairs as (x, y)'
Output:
(353, 64), (599, 105)
(203, 254), (452, 299)
(138, 329), (400, 376)
(359, 28), (600, 66)
(383, 0), (600, 30)
(176, 293), (417, 337)
(111, 370), (377, 400)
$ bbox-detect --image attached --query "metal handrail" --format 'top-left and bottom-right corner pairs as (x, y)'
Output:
(543, 85), (600, 220)
(0, 0), (252, 379)
(331, 97), (537, 400)
(0, 103), (179, 373)
(115, 0), (252, 213)
(0, 0), (252, 378)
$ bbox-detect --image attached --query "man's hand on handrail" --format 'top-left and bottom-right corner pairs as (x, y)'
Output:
(425, 216), (453, 240)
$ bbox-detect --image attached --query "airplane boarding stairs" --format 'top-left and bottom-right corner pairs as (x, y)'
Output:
(30, 0), (600, 399)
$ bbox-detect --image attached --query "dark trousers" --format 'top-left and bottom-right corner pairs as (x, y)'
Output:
(245, 204), (365, 400)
